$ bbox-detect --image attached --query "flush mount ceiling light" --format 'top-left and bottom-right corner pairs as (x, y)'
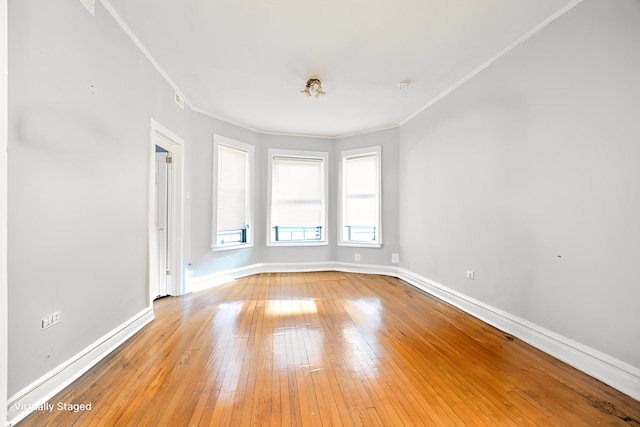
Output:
(301, 77), (326, 98)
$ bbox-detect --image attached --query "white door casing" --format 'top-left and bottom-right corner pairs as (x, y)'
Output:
(148, 120), (185, 301)
(1, 0), (8, 423)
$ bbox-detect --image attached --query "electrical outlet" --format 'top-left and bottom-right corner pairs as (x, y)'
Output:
(354, 253), (361, 261)
(465, 271), (475, 280)
(41, 311), (62, 330)
(391, 253), (400, 263)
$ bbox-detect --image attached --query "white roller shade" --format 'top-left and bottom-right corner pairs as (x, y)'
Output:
(272, 156), (323, 227)
(217, 145), (247, 231)
(345, 154), (377, 226)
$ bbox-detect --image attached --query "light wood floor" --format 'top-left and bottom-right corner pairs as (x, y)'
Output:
(19, 272), (640, 426)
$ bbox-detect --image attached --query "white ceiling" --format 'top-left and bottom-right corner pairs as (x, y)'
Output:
(106, 0), (576, 138)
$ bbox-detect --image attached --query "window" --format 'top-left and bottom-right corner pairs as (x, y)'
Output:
(212, 135), (254, 250)
(267, 149), (328, 246)
(339, 146), (382, 247)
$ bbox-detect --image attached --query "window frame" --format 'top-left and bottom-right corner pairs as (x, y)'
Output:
(211, 135), (255, 251)
(266, 148), (329, 247)
(338, 146), (382, 248)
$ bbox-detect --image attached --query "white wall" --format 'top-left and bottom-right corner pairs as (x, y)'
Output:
(335, 128), (400, 266)
(399, 0), (640, 369)
(187, 112), (263, 278)
(7, 0), (192, 396)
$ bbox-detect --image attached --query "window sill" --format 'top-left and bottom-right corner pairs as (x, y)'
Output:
(337, 242), (382, 248)
(266, 241), (328, 247)
(211, 243), (254, 252)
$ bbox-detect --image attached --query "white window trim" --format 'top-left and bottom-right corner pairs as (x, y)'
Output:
(337, 145), (382, 248)
(211, 135), (255, 251)
(266, 148), (329, 247)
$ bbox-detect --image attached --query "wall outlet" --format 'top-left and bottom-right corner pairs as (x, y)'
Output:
(465, 271), (475, 280)
(391, 253), (400, 263)
(354, 253), (361, 261)
(41, 311), (62, 330)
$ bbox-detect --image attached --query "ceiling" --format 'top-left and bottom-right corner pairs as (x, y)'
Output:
(106, 0), (576, 138)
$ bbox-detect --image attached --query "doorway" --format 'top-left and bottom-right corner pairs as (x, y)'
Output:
(148, 120), (184, 302)
(154, 145), (171, 298)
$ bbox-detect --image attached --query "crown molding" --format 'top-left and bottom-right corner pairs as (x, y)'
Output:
(400, 0), (585, 127)
(101, 0), (585, 140)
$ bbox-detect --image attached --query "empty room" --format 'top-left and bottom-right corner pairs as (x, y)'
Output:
(1, 0), (640, 425)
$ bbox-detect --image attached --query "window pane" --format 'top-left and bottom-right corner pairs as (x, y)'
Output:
(272, 157), (323, 228)
(341, 148), (381, 245)
(345, 154), (377, 227)
(346, 155), (376, 195)
(217, 145), (247, 232)
(274, 158), (322, 201)
(346, 196), (376, 225)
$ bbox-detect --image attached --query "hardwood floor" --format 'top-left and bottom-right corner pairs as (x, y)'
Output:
(18, 272), (640, 426)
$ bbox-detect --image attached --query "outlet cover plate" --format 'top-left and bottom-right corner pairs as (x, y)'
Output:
(41, 311), (62, 330)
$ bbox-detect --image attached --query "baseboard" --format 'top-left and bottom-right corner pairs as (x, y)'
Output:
(7, 307), (154, 426)
(188, 262), (640, 401)
(396, 268), (640, 402)
(186, 261), (399, 293)
(331, 261), (400, 277)
(187, 263), (265, 293)
(261, 261), (399, 276)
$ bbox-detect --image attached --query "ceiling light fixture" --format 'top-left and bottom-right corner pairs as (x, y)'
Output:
(301, 77), (326, 99)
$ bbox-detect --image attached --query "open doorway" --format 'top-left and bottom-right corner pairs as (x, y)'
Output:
(154, 145), (171, 298)
(148, 120), (184, 302)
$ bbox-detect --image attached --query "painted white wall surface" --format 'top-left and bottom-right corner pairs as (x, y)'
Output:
(187, 112), (263, 279)
(7, 0), (191, 396)
(399, 0), (640, 368)
(335, 128), (400, 266)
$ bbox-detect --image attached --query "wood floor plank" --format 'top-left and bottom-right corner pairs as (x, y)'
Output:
(17, 272), (640, 427)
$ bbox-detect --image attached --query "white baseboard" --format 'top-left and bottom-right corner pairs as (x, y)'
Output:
(261, 261), (399, 276)
(396, 268), (640, 402)
(7, 307), (154, 426)
(332, 261), (400, 277)
(186, 261), (399, 293)
(188, 262), (640, 401)
(10, 262), (634, 426)
(186, 263), (265, 293)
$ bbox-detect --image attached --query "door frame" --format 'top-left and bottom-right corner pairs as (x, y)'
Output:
(1, 0), (8, 424)
(148, 119), (185, 302)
